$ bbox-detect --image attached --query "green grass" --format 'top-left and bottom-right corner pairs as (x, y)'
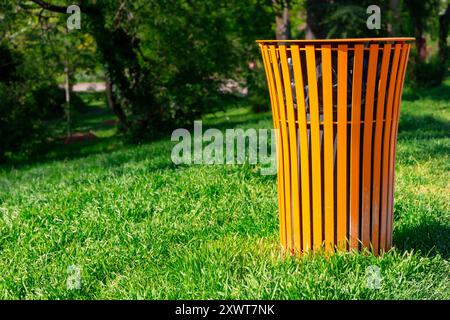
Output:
(0, 80), (449, 300)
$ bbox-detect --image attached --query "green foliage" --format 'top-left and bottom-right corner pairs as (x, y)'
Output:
(403, 0), (441, 35)
(247, 61), (271, 113)
(407, 54), (447, 88)
(0, 42), (86, 160)
(0, 1), (100, 160)
(301, 0), (445, 88)
(32, 84), (66, 120)
(0, 84), (43, 161)
(303, 0), (390, 39)
(0, 44), (21, 82)
(88, 0), (275, 137)
(0, 0), (447, 154)
(402, 0), (446, 88)
(0, 45), (44, 160)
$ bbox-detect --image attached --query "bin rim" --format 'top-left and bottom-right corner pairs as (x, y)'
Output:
(256, 37), (415, 44)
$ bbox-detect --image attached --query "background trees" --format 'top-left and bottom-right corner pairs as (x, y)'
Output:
(0, 0), (448, 161)
(26, 0), (275, 137)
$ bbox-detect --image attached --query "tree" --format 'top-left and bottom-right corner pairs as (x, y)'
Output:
(26, 0), (273, 139)
(304, 0), (329, 39)
(388, 0), (401, 36)
(439, 4), (450, 63)
(0, 1), (86, 160)
(0, 43), (47, 161)
(404, 0), (440, 62)
(272, 0), (292, 40)
(303, 0), (389, 39)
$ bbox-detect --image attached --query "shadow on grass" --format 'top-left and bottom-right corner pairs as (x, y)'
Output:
(398, 143), (450, 165)
(402, 80), (450, 102)
(0, 134), (182, 175)
(398, 113), (450, 141)
(204, 111), (271, 131)
(0, 136), (121, 169)
(394, 220), (450, 259)
(1, 117), (272, 173)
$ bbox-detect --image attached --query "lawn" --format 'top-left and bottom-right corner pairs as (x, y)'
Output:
(0, 80), (449, 300)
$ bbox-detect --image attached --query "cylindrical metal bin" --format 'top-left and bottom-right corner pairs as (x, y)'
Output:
(258, 38), (413, 254)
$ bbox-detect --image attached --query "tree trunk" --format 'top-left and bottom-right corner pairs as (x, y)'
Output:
(30, 0), (166, 136)
(273, 0), (291, 40)
(304, 0), (328, 39)
(64, 59), (72, 137)
(305, 14), (316, 40)
(388, 0), (401, 36)
(415, 26), (427, 62)
(105, 76), (128, 128)
(439, 5), (450, 63)
(84, 4), (158, 132)
(30, 0), (146, 132)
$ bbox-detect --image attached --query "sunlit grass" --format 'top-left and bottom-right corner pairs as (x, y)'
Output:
(0, 81), (448, 299)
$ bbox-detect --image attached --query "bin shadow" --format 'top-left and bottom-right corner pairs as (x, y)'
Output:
(394, 219), (450, 259)
(397, 113), (450, 141)
(402, 81), (450, 103)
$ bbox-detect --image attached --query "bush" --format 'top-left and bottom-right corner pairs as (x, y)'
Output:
(247, 63), (271, 113)
(0, 45), (70, 161)
(408, 55), (447, 89)
(32, 84), (66, 120)
(0, 44), (21, 83)
(32, 84), (88, 120)
(0, 82), (45, 161)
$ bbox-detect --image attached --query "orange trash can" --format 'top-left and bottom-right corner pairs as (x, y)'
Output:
(258, 38), (413, 255)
